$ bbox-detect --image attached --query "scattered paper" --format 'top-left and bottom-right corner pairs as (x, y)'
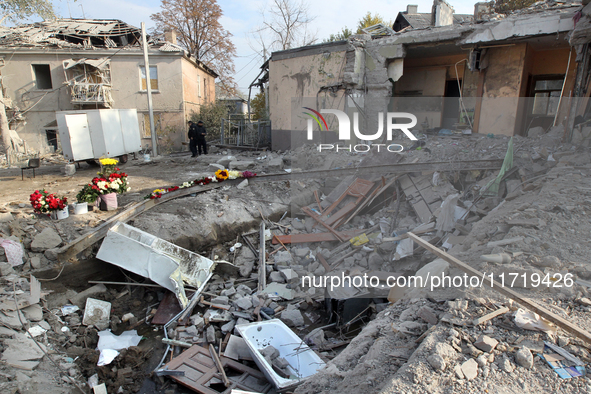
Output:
(514, 308), (557, 334)
(0, 239), (24, 266)
(96, 330), (142, 366)
(61, 305), (79, 316)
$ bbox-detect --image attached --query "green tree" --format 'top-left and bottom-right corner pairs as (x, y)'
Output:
(191, 101), (229, 142)
(323, 27), (353, 43)
(494, 0), (536, 14)
(356, 12), (391, 33)
(1, 0), (57, 166)
(250, 90), (267, 121)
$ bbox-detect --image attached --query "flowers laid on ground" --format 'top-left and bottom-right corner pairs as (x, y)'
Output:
(99, 157), (119, 177)
(77, 157), (130, 204)
(76, 184), (100, 204)
(30, 190), (68, 214)
(215, 169), (229, 181)
(145, 168), (256, 199)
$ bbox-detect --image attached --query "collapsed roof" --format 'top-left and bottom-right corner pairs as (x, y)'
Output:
(0, 19), (143, 49)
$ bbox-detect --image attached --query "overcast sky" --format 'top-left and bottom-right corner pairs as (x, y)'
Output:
(51, 0), (477, 94)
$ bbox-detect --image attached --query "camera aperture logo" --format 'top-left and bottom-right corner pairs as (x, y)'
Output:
(303, 108), (418, 153)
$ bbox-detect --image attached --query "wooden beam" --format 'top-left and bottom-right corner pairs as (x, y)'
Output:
(302, 206), (345, 242)
(56, 180), (237, 262)
(317, 254), (331, 272)
(209, 344), (231, 387)
(407, 232), (591, 345)
(473, 306), (510, 326)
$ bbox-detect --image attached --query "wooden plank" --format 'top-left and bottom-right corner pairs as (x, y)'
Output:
(323, 201), (357, 228)
(473, 306), (510, 326)
(321, 178), (373, 218)
(57, 180), (237, 263)
(302, 206), (345, 242)
(209, 344), (230, 387)
(271, 229), (364, 244)
(314, 190), (323, 214)
(317, 254), (331, 272)
(342, 176), (400, 226)
(407, 232), (591, 346)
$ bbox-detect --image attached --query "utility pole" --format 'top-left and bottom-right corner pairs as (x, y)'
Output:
(141, 22), (157, 157)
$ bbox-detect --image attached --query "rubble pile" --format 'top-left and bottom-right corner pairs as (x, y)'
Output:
(1, 127), (591, 393)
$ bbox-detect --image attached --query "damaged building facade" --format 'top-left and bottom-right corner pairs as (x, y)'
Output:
(268, 0), (589, 150)
(0, 19), (217, 153)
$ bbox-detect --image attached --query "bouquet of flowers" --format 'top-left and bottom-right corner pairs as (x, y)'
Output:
(89, 171), (130, 195)
(87, 158), (130, 195)
(76, 184), (100, 204)
(99, 157), (119, 177)
(30, 190), (68, 214)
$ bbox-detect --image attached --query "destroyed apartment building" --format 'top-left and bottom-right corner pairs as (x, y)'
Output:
(0, 19), (217, 154)
(2, 1), (591, 394)
(268, 0), (591, 150)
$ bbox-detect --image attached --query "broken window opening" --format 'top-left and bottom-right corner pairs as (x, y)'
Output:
(45, 129), (58, 152)
(64, 58), (113, 107)
(32, 64), (52, 90)
(140, 66), (158, 91)
(525, 74), (565, 130)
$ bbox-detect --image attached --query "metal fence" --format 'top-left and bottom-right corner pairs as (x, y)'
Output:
(220, 118), (271, 148)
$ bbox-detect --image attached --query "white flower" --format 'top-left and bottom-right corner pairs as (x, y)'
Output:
(111, 183), (120, 190)
(127, 187), (131, 191)
(97, 181), (108, 190)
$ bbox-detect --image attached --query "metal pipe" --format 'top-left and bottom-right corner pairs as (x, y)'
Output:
(141, 22), (157, 157)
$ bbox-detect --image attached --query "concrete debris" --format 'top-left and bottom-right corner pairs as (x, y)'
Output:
(30, 228), (62, 252)
(281, 309), (305, 327)
(515, 347), (534, 369)
(474, 335), (498, 353)
(461, 358), (479, 380)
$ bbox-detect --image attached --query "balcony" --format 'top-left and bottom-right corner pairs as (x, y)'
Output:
(69, 82), (113, 107)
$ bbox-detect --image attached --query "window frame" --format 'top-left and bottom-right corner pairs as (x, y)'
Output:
(139, 65), (159, 92)
(31, 64), (53, 90)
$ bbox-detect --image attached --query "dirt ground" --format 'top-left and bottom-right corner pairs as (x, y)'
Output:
(2, 130), (591, 394)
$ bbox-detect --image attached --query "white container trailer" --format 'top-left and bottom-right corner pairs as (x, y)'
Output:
(56, 109), (142, 163)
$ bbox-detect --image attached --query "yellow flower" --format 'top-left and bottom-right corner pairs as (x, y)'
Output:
(215, 169), (229, 180)
(100, 158), (119, 166)
(153, 189), (165, 193)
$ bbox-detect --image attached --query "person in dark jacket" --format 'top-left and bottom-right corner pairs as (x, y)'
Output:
(195, 120), (208, 155)
(188, 121), (199, 157)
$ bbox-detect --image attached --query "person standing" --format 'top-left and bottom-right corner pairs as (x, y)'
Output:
(188, 120), (199, 157)
(195, 120), (208, 155)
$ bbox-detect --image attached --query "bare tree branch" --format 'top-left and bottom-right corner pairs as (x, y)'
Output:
(151, 0), (238, 96)
(249, 0), (317, 60)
